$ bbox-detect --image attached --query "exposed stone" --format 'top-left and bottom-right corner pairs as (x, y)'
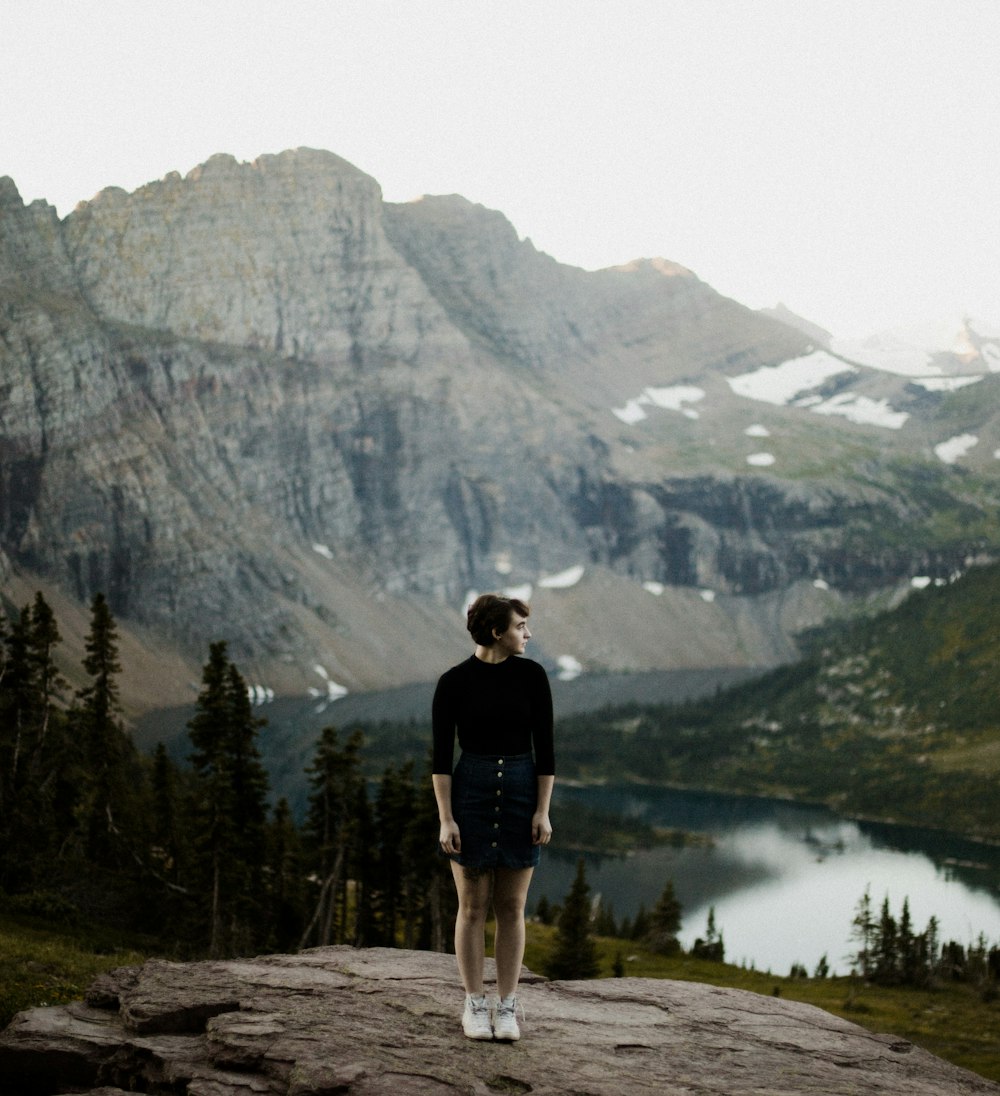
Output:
(1, 947), (996, 1095)
(1, 150), (995, 704)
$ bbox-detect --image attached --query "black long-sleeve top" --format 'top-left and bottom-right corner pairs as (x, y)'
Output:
(431, 654), (555, 776)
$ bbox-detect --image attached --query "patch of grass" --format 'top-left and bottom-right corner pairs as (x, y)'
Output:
(523, 923), (1000, 1085)
(0, 910), (151, 1029)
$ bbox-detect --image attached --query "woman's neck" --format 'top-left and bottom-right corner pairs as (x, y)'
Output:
(473, 644), (508, 665)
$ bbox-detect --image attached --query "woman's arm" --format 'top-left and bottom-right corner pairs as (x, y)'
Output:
(532, 774), (554, 845)
(432, 773), (461, 854)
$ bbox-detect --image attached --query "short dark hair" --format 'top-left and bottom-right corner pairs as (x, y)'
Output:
(466, 594), (530, 646)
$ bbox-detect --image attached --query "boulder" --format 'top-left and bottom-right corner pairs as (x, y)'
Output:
(1, 946), (996, 1095)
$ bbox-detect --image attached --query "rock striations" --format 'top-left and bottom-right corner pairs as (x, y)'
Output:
(1, 947), (996, 1096)
(1, 148), (998, 702)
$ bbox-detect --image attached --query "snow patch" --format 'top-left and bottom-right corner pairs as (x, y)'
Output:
(911, 576), (932, 589)
(642, 581), (664, 595)
(503, 583), (533, 602)
(556, 655), (583, 681)
(494, 552), (513, 575)
(310, 664), (348, 707)
(612, 399), (648, 424)
(910, 375), (984, 392)
(745, 424), (771, 437)
(612, 385), (705, 424)
(934, 434), (978, 464)
(539, 565), (585, 589)
(729, 351), (910, 430)
(699, 589), (716, 602)
(645, 385), (706, 412)
(812, 579), (830, 591)
(728, 351), (855, 406)
(746, 452), (776, 467)
(809, 393), (909, 429)
(312, 543), (334, 560)
(247, 684), (275, 706)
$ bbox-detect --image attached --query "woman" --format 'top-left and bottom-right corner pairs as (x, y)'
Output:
(432, 593), (555, 1042)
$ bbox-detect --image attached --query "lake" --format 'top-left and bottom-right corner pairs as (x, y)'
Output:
(136, 670), (1000, 976)
(536, 783), (1000, 976)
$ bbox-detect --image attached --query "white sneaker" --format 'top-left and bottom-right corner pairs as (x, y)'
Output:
(462, 994), (494, 1040)
(493, 994), (522, 1042)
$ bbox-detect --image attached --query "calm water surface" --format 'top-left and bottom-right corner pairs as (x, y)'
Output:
(535, 784), (1000, 976)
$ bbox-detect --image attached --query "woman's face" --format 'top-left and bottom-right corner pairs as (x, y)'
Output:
(494, 612), (531, 657)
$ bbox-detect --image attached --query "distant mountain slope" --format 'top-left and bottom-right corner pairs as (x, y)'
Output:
(557, 561), (1000, 840)
(1, 149), (999, 708)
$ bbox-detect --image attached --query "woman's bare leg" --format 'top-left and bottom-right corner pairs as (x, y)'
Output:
(450, 862), (493, 995)
(492, 867), (534, 999)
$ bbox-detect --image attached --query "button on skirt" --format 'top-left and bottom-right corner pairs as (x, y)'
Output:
(448, 752), (540, 870)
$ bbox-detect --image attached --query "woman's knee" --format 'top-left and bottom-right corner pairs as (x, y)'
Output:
(456, 893), (491, 924)
(492, 894), (526, 925)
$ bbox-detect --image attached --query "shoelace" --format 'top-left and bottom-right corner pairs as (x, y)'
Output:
(496, 996), (525, 1021)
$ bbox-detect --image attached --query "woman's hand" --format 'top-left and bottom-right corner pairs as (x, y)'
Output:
(439, 819), (461, 855)
(531, 810), (552, 846)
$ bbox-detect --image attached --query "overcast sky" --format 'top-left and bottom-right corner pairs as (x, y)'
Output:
(5, 0), (998, 338)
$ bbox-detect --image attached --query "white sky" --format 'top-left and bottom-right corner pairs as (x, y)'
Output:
(4, 0), (999, 338)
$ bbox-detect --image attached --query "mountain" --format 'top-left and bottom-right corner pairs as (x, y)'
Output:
(1, 148), (998, 712)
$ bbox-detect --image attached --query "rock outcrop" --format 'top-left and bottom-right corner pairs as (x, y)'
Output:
(1, 947), (996, 1096)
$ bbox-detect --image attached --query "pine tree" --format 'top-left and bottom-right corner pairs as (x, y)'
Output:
(594, 897), (618, 938)
(873, 895), (899, 984)
(850, 885), (875, 979)
(691, 905), (724, 961)
(300, 726), (364, 947)
(186, 642), (270, 956)
(645, 879), (683, 955)
(264, 797), (305, 952)
(150, 742), (181, 881)
(0, 594), (72, 890)
(545, 859), (600, 980)
(72, 592), (137, 866)
(373, 762), (415, 945)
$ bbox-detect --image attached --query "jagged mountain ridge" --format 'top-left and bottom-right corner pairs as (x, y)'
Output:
(1, 147), (997, 708)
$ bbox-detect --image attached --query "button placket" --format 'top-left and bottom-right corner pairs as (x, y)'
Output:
(493, 757), (503, 848)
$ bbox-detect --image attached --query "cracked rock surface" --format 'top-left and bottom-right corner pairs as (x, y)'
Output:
(1, 946), (997, 1095)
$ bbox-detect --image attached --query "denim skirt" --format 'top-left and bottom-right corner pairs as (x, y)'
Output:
(448, 752), (540, 870)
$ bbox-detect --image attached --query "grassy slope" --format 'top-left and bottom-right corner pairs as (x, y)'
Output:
(0, 911), (150, 1030)
(556, 560), (1000, 841)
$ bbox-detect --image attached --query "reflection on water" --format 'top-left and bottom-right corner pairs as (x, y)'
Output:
(535, 785), (1000, 975)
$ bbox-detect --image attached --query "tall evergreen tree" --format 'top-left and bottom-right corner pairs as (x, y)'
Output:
(300, 726), (364, 947)
(545, 859), (600, 980)
(0, 594), (72, 890)
(691, 905), (724, 961)
(72, 592), (137, 866)
(187, 642), (270, 957)
(373, 761), (415, 946)
(873, 895), (899, 984)
(645, 879), (683, 955)
(264, 797), (305, 953)
(150, 742), (182, 882)
(850, 885), (875, 979)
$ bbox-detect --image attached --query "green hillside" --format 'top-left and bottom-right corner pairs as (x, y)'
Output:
(557, 560), (1000, 841)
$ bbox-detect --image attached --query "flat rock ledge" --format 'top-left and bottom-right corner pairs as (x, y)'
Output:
(1, 946), (997, 1096)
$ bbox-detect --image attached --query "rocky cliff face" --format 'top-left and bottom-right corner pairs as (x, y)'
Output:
(2, 947), (997, 1096)
(1, 149), (997, 704)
